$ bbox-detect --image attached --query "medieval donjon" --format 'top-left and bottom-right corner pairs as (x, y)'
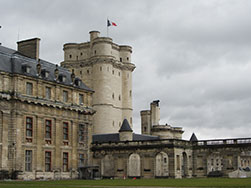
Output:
(1, 31), (251, 180)
(61, 31), (135, 134)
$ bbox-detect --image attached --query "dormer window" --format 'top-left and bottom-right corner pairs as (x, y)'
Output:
(22, 64), (31, 74)
(41, 69), (50, 78)
(59, 74), (66, 82)
(74, 79), (81, 87)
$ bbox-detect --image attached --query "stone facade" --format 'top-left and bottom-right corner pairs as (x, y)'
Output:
(0, 39), (94, 180)
(91, 123), (251, 179)
(61, 31), (136, 134)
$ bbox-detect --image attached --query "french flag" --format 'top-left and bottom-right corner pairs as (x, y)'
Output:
(107, 19), (117, 27)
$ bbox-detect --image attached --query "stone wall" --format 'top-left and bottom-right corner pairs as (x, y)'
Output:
(0, 70), (94, 180)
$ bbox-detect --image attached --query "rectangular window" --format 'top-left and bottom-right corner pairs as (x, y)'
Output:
(63, 90), (68, 102)
(26, 117), (33, 137)
(45, 120), (52, 139)
(79, 124), (85, 142)
(26, 82), (33, 95)
(25, 150), (32, 171)
(63, 152), (68, 172)
(79, 94), (83, 105)
(45, 87), (51, 99)
(79, 154), (84, 167)
(63, 122), (69, 140)
(45, 151), (51, 172)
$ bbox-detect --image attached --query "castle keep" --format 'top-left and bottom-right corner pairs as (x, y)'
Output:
(61, 31), (135, 134)
(0, 31), (251, 179)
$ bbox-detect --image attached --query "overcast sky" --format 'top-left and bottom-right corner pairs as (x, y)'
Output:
(1, 0), (251, 140)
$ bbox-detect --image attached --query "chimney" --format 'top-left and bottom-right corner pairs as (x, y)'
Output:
(150, 100), (160, 126)
(17, 38), (40, 61)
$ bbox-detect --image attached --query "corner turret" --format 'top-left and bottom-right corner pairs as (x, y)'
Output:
(119, 119), (133, 141)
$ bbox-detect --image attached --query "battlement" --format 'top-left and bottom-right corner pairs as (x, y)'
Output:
(195, 137), (251, 147)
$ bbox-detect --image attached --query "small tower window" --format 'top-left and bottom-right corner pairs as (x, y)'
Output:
(69, 54), (72, 59)
(129, 90), (132, 97)
(87, 70), (89, 74)
(118, 72), (120, 76)
(94, 50), (96, 55)
(100, 66), (102, 71)
(76, 56), (78, 60)
(120, 58), (122, 62)
(80, 71), (82, 75)
(112, 93), (114, 99)
(112, 70), (114, 75)
(80, 52), (83, 56)
(113, 121), (115, 127)
(127, 57), (129, 61)
(119, 95), (121, 101)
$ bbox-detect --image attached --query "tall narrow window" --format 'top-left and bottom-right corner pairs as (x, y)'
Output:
(45, 120), (52, 139)
(26, 82), (33, 95)
(45, 151), (51, 172)
(79, 94), (84, 105)
(26, 117), (33, 137)
(25, 150), (32, 171)
(63, 122), (69, 140)
(79, 124), (85, 142)
(45, 87), (51, 99)
(63, 90), (68, 102)
(176, 155), (180, 170)
(63, 152), (68, 172)
(79, 154), (84, 167)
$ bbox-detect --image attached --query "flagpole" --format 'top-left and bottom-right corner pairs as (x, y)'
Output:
(107, 18), (109, 37)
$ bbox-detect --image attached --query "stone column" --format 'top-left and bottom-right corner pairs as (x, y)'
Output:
(1, 110), (10, 170)
(71, 120), (77, 170)
(36, 116), (43, 171)
(15, 112), (24, 171)
(55, 118), (61, 170)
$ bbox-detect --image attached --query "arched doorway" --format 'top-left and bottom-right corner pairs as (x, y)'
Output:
(101, 155), (114, 178)
(128, 153), (140, 177)
(155, 152), (169, 177)
(182, 152), (188, 177)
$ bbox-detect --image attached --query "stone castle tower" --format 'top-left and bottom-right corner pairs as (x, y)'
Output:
(61, 31), (135, 134)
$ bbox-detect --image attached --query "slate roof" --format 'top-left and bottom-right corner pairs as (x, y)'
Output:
(119, 119), (133, 132)
(92, 133), (159, 143)
(190, 133), (198, 142)
(0, 45), (93, 92)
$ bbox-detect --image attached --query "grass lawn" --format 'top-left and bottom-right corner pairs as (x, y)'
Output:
(1, 178), (251, 188)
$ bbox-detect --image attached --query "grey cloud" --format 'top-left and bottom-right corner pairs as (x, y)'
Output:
(1, 0), (251, 140)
